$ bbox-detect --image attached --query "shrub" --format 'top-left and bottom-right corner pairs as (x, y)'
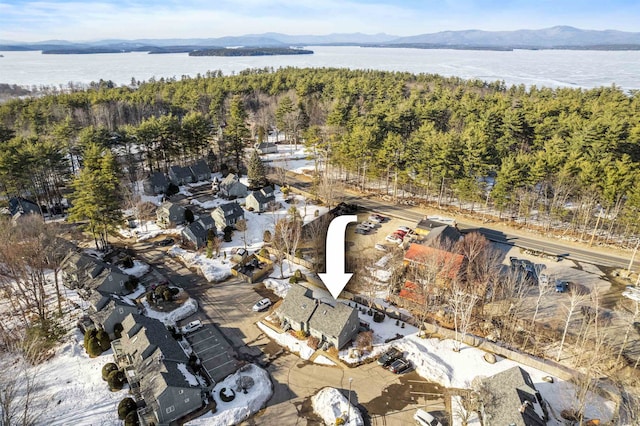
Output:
(327, 346), (339, 357)
(121, 255), (134, 269)
(263, 229), (272, 243)
(289, 276), (298, 284)
(373, 311), (385, 323)
(293, 269), (303, 279)
(124, 411), (140, 426)
(86, 336), (103, 357)
(107, 370), (126, 391)
(223, 226), (234, 242)
(219, 387), (236, 403)
(295, 249), (303, 258)
(295, 329), (307, 340)
(125, 277), (138, 292)
(355, 331), (373, 352)
(335, 418), (345, 426)
(166, 183), (179, 196)
(259, 248), (269, 258)
(162, 289), (173, 301)
(170, 287), (180, 296)
(102, 363), (118, 381)
(155, 284), (168, 297)
(314, 209), (319, 217)
(282, 186), (290, 197)
(96, 329), (111, 351)
(84, 327), (97, 347)
(184, 208), (195, 224)
(307, 336), (320, 350)
(118, 397), (137, 420)
(113, 322), (124, 339)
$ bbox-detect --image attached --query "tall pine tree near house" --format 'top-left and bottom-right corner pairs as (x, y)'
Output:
(68, 143), (123, 251)
(224, 96), (250, 173)
(247, 150), (267, 189)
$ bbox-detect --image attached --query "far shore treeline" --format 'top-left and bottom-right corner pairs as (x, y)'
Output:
(0, 67), (639, 244)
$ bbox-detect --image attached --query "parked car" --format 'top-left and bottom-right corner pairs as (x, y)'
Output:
(394, 229), (407, 238)
(555, 280), (569, 293)
(369, 213), (386, 223)
(355, 226), (370, 235)
(388, 358), (412, 374)
(374, 243), (388, 252)
(397, 226), (412, 233)
(158, 238), (175, 247)
(361, 221), (377, 230)
(182, 320), (203, 334)
(414, 409), (443, 426)
(377, 347), (402, 367)
(385, 234), (403, 244)
(252, 298), (272, 312)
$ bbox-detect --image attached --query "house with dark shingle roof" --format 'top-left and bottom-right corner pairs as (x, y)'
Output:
(422, 224), (463, 247)
(61, 251), (106, 289)
(143, 171), (170, 196)
(89, 294), (140, 339)
(168, 165), (194, 186)
(156, 201), (186, 228)
(8, 197), (41, 219)
(211, 202), (244, 229)
(278, 284), (359, 349)
(479, 366), (546, 426)
(245, 185), (276, 212)
(86, 268), (133, 296)
(112, 314), (207, 426)
(219, 173), (248, 199)
(181, 216), (216, 249)
(308, 300), (359, 350)
(189, 159), (211, 182)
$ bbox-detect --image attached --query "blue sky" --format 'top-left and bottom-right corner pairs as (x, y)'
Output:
(1, 0), (639, 42)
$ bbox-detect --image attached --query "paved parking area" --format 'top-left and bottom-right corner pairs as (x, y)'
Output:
(187, 324), (238, 383)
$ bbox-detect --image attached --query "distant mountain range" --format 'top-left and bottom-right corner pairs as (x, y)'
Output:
(2, 26), (640, 53)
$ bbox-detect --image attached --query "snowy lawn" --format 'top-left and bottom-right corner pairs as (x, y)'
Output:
(0, 332), (126, 426)
(312, 387), (364, 426)
(141, 296), (198, 327)
(187, 364), (272, 425)
(168, 246), (233, 282)
(257, 321), (315, 360)
(120, 259), (150, 278)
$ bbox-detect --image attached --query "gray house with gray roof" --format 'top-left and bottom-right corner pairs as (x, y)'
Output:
(181, 216), (216, 249)
(112, 314), (207, 426)
(245, 186), (276, 212)
(168, 165), (194, 186)
(278, 284), (359, 349)
(219, 174), (248, 199)
(61, 251), (106, 289)
(189, 159), (211, 182)
(157, 201), (186, 228)
(143, 171), (170, 196)
(87, 269), (133, 296)
(211, 202), (244, 229)
(479, 366), (546, 426)
(308, 301), (359, 350)
(90, 295), (140, 339)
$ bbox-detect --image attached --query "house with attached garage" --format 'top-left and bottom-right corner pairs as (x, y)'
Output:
(168, 165), (194, 186)
(478, 366), (547, 426)
(181, 215), (217, 249)
(61, 251), (106, 289)
(89, 293), (141, 339)
(211, 202), (244, 229)
(143, 171), (170, 196)
(245, 185), (276, 212)
(111, 314), (208, 426)
(277, 284), (359, 349)
(157, 201), (186, 228)
(189, 159), (211, 182)
(218, 173), (248, 199)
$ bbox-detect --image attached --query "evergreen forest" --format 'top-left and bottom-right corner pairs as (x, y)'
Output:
(1, 67), (639, 245)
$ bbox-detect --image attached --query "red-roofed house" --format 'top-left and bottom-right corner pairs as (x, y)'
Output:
(404, 243), (465, 282)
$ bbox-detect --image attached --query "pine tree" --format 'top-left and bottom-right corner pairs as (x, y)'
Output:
(224, 96), (250, 173)
(68, 143), (123, 251)
(247, 150), (267, 189)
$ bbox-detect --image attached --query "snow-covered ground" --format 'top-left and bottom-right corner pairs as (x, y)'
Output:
(141, 295), (198, 326)
(260, 144), (317, 175)
(120, 259), (150, 277)
(168, 246), (233, 282)
(187, 364), (272, 425)
(312, 387), (364, 426)
(257, 321), (315, 360)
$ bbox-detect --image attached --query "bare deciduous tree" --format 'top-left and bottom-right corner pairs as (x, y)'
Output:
(557, 289), (587, 362)
(235, 219), (248, 250)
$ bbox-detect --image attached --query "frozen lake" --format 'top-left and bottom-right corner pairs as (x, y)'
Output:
(1, 46), (639, 91)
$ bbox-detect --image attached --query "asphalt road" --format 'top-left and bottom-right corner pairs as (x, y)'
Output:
(278, 171), (637, 270)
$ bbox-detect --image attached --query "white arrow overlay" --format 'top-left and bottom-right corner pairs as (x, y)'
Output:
(318, 214), (358, 299)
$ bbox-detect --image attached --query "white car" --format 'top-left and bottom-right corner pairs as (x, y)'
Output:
(252, 298), (272, 312)
(414, 409), (443, 426)
(361, 221), (377, 230)
(182, 320), (203, 335)
(385, 234), (403, 244)
(374, 243), (388, 251)
(397, 226), (412, 233)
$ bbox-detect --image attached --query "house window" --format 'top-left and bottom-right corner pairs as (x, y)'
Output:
(179, 389), (184, 394)
(118, 307), (124, 314)
(184, 398), (190, 404)
(166, 405), (175, 414)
